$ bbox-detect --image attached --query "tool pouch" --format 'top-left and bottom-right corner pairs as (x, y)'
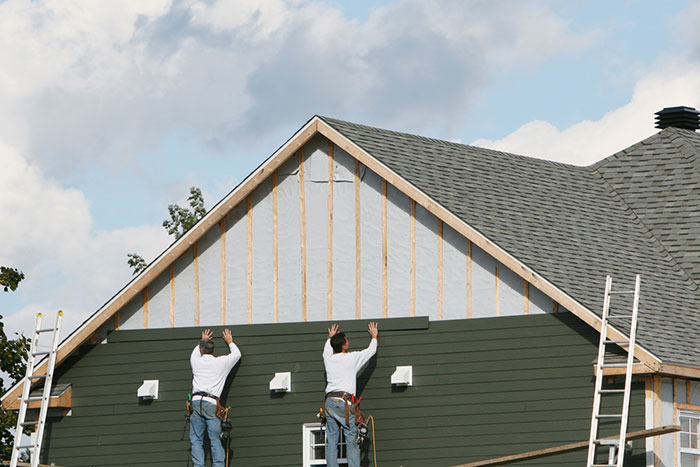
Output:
(215, 399), (226, 419)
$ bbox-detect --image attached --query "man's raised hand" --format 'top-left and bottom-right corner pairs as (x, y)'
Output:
(222, 329), (233, 345)
(201, 329), (213, 340)
(368, 321), (378, 339)
(328, 324), (339, 338)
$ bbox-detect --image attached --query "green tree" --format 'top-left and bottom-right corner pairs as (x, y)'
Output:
(126, 253), (147, 276)
(0, 267), (30, 461)
(162, 186), (207, 240)
(127, 186), (206, 275)
(0, 267), (24, 292)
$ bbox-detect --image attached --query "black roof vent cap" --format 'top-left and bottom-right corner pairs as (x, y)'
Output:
(654, 106), (700, 131)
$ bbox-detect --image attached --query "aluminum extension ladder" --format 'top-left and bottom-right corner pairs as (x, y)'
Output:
(10, 311), (63, 467)
(587, 275), (641, 467)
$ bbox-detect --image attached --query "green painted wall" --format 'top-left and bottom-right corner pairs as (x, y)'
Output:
(42, 313), (646, 466)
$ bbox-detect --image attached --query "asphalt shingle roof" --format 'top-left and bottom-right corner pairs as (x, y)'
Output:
(321, 116), (700, 369)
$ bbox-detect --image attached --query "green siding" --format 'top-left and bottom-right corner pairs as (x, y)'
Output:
(42, 313), (646, 466)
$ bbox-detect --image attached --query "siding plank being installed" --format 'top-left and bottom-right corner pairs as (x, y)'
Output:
(44, 313), (646, 467)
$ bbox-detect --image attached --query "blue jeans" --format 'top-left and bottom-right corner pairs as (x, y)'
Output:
(190, 399), (225, 467)
(325, 398), (360, 467)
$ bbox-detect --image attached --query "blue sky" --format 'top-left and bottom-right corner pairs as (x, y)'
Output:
(2, 0), (700, 340)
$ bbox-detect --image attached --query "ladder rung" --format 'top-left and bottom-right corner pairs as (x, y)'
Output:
(596, 414), (623, 418)
(28, 374), (47, 379)
(609, 290), (635, 295)
(36, 327), (58, 333)
(604, 339), (629, 344)
(21, 421), (38, 426)
(24, 396), (44, 402)
(600, 363), (627, 368)
(32, 351), (50, 357)
(17, 444), (37, 449)
(595, 438), (621, 445)
(591, 464), (615, 466)
(599, 389), (625, 394)
(606, 315), (634, 319)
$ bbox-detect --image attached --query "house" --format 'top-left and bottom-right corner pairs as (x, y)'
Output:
(3, 109), (700, 466)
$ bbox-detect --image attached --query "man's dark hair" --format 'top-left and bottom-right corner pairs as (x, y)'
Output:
(330, 333), (346, 353)
(200, 339), (215, 355)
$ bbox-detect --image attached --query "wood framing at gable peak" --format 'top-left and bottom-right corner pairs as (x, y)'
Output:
(4, 115), (690, 410)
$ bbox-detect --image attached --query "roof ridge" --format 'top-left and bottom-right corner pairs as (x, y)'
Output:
(319, 115), (585, 170)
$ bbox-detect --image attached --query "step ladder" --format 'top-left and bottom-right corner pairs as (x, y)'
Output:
(10, 311), (63, 467)
(587, 275), (640, 467)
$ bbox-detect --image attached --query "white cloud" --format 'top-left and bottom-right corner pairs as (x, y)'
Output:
(472, 62), (700, 165)
(0, 0), (595, 174)
(0, 139), (170, 339)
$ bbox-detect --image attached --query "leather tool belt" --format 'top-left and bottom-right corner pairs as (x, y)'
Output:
(324, 391), (355, 425)
(192, 391), (226, 419)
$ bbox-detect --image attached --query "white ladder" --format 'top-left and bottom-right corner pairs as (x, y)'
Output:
(10, 311), (63, 467)
(587, 275), (641, 467)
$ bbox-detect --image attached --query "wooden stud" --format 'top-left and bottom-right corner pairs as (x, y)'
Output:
(552, 300), (558, 313)
(437, 220), (443, 320)
(673, 378), (678, 467)
(143, 287), (149, 329)
(193, 243), (200, 326)
(687, 380), (692, 404)
(328, 143), (334, 321)
(382, 179), (388, 318)
(220, 218), (226, 325)
(524, 280), (530, 315)
(247, 195), (253, 324)
(410, 200), (416, 317)
(114, 312), (120, 331)
(169, 264), (175, 328)
(467, 239), (472, 318)
(273, 172), (279, 324)
(495, 266), (500, 317)
(653, 374), (663, 466)
(299, 150), (308, 322)
(90, 333), (97, 345)
(355, 159), (361, 319)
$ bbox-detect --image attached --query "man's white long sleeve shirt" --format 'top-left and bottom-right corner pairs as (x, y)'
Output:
(323, 338), (377, 395)
(190, 343), (241, 398)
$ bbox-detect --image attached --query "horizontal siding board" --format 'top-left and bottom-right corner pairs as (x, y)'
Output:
(44, 313), (646, 467)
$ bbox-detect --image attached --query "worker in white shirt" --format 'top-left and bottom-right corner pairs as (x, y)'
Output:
(190, 328), (241, 467)
(323, 322), (378, 467)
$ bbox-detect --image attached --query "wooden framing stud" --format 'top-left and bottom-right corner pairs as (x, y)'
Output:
(653, 374), (662, 466)
(220, 218), (226, 325)
(114, 312), (120, 331)
(328, 143), (334, 321)
(299, 149), (308, 322)
(494, 266), (500, 317)
(169, 264), (175, 328)
(193, 243), (200, 326)
(247, 195), (253, 324)
(524, 280), (530, 315)
(382, 179), (388, 318)
(273, 172), (279, 324)
(355, 159), (361, 319)
(467, 239), (472, 319)
(673, 378), (678, 467)
(437, 219), (443, 320)
(410, 200), (416, 317)
(143, 287), (149, 329)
